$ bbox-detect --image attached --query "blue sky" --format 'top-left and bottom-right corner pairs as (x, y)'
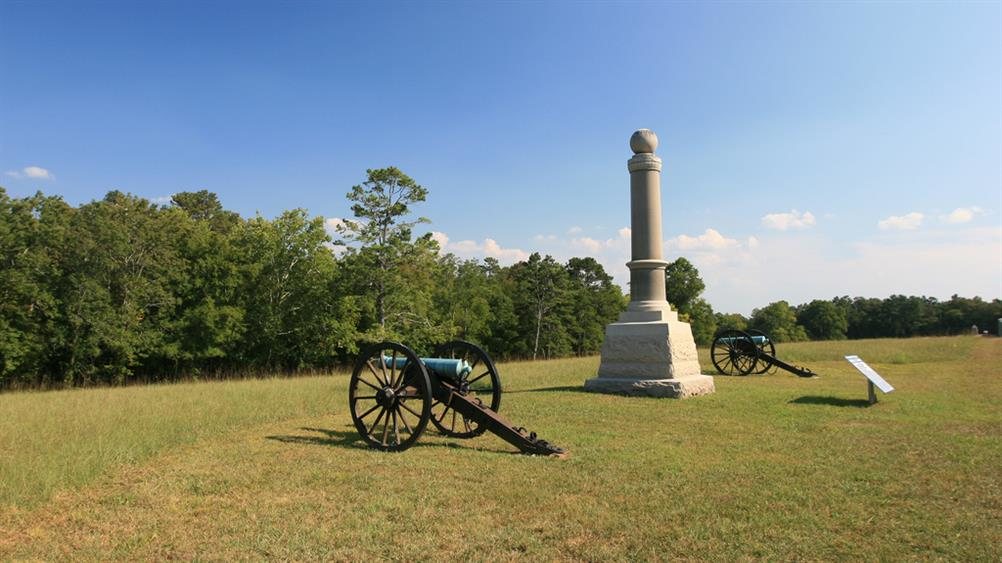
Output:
(2, 1), (1000, 314)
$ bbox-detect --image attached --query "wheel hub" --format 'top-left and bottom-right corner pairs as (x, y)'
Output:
(376, 386), (397, 408)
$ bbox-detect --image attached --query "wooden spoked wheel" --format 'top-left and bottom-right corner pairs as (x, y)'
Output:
(711, 329), (760, 376)
(348, 341), (431, 451)
(746, 329), (776, 375)
(429, 340), (502, 439)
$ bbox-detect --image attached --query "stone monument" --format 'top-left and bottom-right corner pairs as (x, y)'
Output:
(584, 129), (716, 398)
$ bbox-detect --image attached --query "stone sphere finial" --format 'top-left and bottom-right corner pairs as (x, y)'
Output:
(630, 129), (659, 154)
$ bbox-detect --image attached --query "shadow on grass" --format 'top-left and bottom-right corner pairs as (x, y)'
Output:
(266, 426), (366, 449)
(789, 396), (871, 408)
(503, 385), (589, 394)
(266, 426), (514, 454)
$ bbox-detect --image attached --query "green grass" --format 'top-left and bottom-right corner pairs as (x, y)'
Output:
(1, 336), (999, 559)
(0, 376), (339, 508)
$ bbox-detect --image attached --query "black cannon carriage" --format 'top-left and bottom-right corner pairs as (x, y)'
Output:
(348, 340), (565, 456)
(710, 329), (817, 378)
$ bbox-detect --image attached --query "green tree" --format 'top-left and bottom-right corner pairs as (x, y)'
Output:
(510, 253), (571, 359)
(168, 197), (245, 374)
(479, 258), (520, 359)
(565, 257), (625, 355)
(665, 257), (705, 314)
(0, 189), (72, 386)
(335, 167), (429, 333)
(797, 299), (848, 340)
(664, 257), (716, 344)
(54, 192), (184, 384)
(171, 190), (239, 232)
(686, 298), (718, 346)
(236, 210), (357, 369)
(714, 312), (748, 332)
(749, 300), (807, 342)
(434, 255), (491, 344)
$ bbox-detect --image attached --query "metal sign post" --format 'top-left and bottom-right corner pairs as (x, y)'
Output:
(844, 355), (894, 405)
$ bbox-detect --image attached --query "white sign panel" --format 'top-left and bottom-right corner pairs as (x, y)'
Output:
(844, 355), (894, 393)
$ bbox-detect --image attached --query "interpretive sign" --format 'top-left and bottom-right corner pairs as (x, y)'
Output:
(844, 355), (894, 404)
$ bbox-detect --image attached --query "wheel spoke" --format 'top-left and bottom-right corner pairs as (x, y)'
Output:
(389, 350), (398, 390)
(356, 402), (380, 421)
(367, 408), (386, 436)
(467, 371), (491, 385)
(357, 375), (382, 392)
(367, 360), (387, 386)
(393, 361), (411, 390)
(381, 411), (391, 445)
(392, 409), (400, 446)
(353, 395), (378, 401)
(436, 404), (452, 424)
(399, 399), (422, 419)
(718, 355), (734, 373)
(379, 353), (389, 386)
(450, 408), (457, 432)
(397, 406), (414, 434)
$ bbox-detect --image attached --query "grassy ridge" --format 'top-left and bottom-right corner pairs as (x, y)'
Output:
(1, 336), (999, 559)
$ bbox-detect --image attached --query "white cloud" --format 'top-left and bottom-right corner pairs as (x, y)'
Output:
(683, 226), (1002, 315)
(430, 231), (449, 248)
(427, 221), (1000, 318)
(570, 236), (603, 254)
(431, 231), (530, 264)
(667, 228), (740, 251)
(5, 166), (54, 180)
(325, 217), (347, 233)
(761, 209), (816, 231)
(940, 207), (984, 224)
(152, 195), (174, 205)
(567, 226), (583, 235)
(878, 212), (924, 231)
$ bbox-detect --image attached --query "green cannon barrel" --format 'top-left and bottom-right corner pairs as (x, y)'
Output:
(715, 335), (769, 345)
(382, 356), (472, 378)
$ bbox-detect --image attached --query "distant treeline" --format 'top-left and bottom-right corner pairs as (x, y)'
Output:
(662, 258), (1002, 346)
(711, 294), (1002, 344)
(2, 175), (998, 388)
(0, 183), (626, 388)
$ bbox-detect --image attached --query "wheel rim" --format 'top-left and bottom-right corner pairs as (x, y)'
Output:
(349, 341), (431, 451)
(711, 329), (760, 376)
(429, 340), (501, 438)
(746, 329), (776, 375)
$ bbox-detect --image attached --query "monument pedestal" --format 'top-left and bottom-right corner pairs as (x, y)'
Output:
(585, 304), (715, 398)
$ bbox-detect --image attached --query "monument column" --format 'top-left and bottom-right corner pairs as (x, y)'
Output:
(584, 129), (715, 398)
(627, 129), (669, 310)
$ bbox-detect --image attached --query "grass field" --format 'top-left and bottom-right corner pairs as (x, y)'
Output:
(1, 336), (999, 559)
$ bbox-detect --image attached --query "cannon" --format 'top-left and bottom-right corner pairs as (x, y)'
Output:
(347, 340), (565, 456)
(710, 329), (816, 378)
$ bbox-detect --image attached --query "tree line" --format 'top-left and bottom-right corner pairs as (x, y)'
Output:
(0, 168), (626, 388)
(2, 167), (997, 388)
(667, 257), (1002, 344)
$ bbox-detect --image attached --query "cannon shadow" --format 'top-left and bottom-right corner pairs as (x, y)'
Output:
(789, 396), (872, 408)
(266, 427), (368, 449)
(266, 426), (516, 454)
